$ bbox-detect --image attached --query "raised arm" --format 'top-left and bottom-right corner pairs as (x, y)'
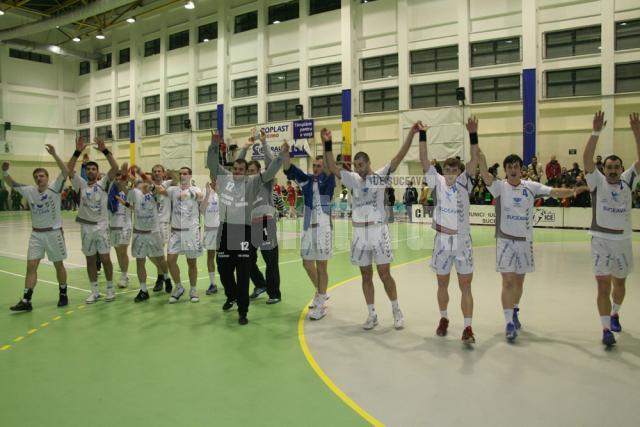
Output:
(478, 151), (494, 186)
(629, 112), (640, 172)
(583, 111), (606, 174)
(260, 130), (274, 169)
(259, 141), (285, 182)
(282, 138), (292, 171)
(45, 144), (70, 177)
(200, 182), (213, 215)
(68, 136), (89, 175)
(321, 128), (341, 176)
(465, 116), (480, 174)
(411, 121), (430, 172)
(207, 130), (230, 179)
(95, 138), (119, 181)
(1, 162), (21, 188)
(390, 122), (418, 173)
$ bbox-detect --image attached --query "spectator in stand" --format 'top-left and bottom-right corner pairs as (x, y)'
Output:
(61, 187), (68, 210)
(403, 180), (418, 222)
(573, 176), (591, 207)
(488, 163), (500, 178)
(273, 178), (281, 196)
(560, 183), (572, 208)
(528, 156), (543, 179)
(384, 186), (395, 223)
(471, 179), (488, 204)
(522, 169), (530, 181)
(570, 162), (582, 181)
(527, 164), (540, 182)
(11, 188), (23, 210)
(285, 180), (296, 219)
(419, 182), (429, 209)
(558, 166), (574, 187)
(69, 186), (77, 210)
(0, 180), (9, 211)
(595, 155), (604, 173)
(545, 155), (561, 186)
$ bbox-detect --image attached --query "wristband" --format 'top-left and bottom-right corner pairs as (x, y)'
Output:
(324, 140), (333, 152)
(2, 170), (9, 177)
(592, 131), (600, 137)
(102, 149), (111, 156)
(124, 202), (131, 208)
(470, 133), (479, 145)
(419, 130), (427, 142)
(73, 150), (82, 158)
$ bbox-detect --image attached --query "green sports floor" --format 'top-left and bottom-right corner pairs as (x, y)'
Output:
(0, 211), (637, 427)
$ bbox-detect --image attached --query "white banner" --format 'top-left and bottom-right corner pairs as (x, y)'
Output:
(258, 122), (292, 143)
(400, 107), (465, 163)
(160, 133), (191, 170)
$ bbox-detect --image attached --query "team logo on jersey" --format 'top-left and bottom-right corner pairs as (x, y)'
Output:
(611, 191), (620, 202)
(40, 194), (48, 201)
(522, 188), (529, 197)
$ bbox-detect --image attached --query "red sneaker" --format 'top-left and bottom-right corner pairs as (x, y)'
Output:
(462, 326), (476, 344)
(436, 317), (449, 337)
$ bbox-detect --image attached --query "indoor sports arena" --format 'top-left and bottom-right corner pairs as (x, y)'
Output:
(1, 1), (639, 426)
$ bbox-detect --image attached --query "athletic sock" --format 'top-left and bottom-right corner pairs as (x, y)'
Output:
(106, 281), (114, 289)
(611, 303), (621, 316)
(157, 273), (164, 280)
(59, 284), (67, 295)
(513, 304), (519, 310)
(176, 282), (183, 290)
(90, 282), (99, 294)
(601, 315), (611, 330)
(367, 304), (376, 316)
(22, 288), (33, 302)
(464, 318), (472, 328)
(504, 309), (514, 325)
(390, 299), (399, 311)
(140, 282), (147, 292)
(440, 310), (448, 319)
(121, 272), (128, 281)
(209, 272), (216, 285)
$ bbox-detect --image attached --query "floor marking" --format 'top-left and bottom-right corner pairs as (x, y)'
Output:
(52, 316), (61, 321)
(13, 336), (24, 343)
(65, 310), (73, 315)
(0, 345), (11, 351)
(27, 329), (37, 335)
(77, 305), (85, 309)
(40, 322), (49, 327)
(0, 268), (90, 293)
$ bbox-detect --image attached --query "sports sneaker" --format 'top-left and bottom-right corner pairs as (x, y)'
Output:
(462, 326), (476, 344)
(169, 286), (185, 304)
(309, 304), (327, 321)
(153, 276), (164, 292)
(436, 317), (449, 337)
(513, 307), (521, 330)
(239, 316), (249, 325)
(610, 314), (622, 332)
(309, 294), (330, 309)
(105, 288), (115, 302)
(10, 299), (32, 312)
(190, 288), (200, 303)
(164, 277), (173, 294)
(134, 290), (150, 303)
(363, 314), (378, 330)
(206, 284), (218, 295)
(393, 308), (404, 330)
(602, 329), (616, 347)
(222, 300), (235, 311)
(117, 276), (129, 289)
(505, 322), (518, 341)
(57, 294), (68, 307)
(250, 287), (267, 299)
(85, 292), (100, 304)
(266, 297), (281, 305)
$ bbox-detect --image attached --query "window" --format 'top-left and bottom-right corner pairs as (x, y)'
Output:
(472, 75), (521, 103)
(95, 125), (112, 139)
(197, 84), (217, 104)
(615, 62), (640, 93)
(119, 48), (130, 65)
(198, 111), (217, 130)
(97, 52), (112, 70)
(310, 94), (342, 118)
(167, 89), (189, 109)
(9, 48), (51, 64)
(268, 99), (299, 121)
(309, 0), (340, 15)
(471, 37), (520, 67)
(118, 101), (130, 117)
(235, 11), (258, 33)
(95, 104), (111, 121)
(616, 19), (640, 50)
(545, 26), (600, 59)
(234, 105), (258, 125)
(78, 108), (90, 124)
(79, 61), (90, 75)
(546, 67), (601, 98)
(78, 128), (90, 141)
(144, 118), (160, 136)
(118, 123), (130, 140)
(362, 88), (399, 113)
(410, 45), (458, 74)
(309, 63), (341, 87)
(411, 81), (458, 108)
(144, 95), (160, 113)
(169, 30), (189, 51)
(268, 70), (299, 93)
(269, 1), (299, 24)
(167, 114), (190, 133)
(233, 77), (258, 98)
(144, 38), (161, 57)
(198, 22), (217, 43)
(361, 54), (398, 80)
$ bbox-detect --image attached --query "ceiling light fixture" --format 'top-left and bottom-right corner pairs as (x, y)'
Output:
(49, 45), (62, 54)
(72, 36), (81, 42)
(0, 10), (5, 16)
(184, 1), (195, 10)
(126, 17), (136, 24)
(96, 31), (106, 40)
(203, 38), (209, 42)
(273, 20), (280, 24)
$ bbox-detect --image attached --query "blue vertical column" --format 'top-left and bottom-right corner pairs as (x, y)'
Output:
(216, 104), (224, 136)
(522, 69), (536, 165)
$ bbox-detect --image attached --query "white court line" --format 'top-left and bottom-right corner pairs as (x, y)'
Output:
(0, 268), (90, 293)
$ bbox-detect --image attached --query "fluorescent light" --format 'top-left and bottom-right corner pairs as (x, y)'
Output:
(126, 17), (136, 24)
(0, 10), (5, 16)
(184, 1), (195, 9)
(620, 22), (627, 26)
(273, 20), (281, 24)
(49, 45), (62, 54)
(203, 38), (209, 42)
(72, 36), (81, 42)
(96, 31), (106, 40)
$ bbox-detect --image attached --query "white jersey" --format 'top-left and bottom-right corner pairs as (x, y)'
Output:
(168, 186), (202, 229)
(586, 167), (638, 240)
(108, 187), (132, 229)
(73, 174), (110, 225)
(155, 180), (173, 223)
(340, 164), (391, 224)
(204, 191), (220, 229)
(15, 174), (66, 229)
(129, 188), (160, 232)
(311, 181), (331, 226)
(487, 179), (552, 241)
(425, 167), (472, 235)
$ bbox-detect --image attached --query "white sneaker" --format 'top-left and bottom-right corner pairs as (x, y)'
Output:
(169, 286), (185, 304)
(363, 314), (378, 330)
(117, 276), (129, 289)
(85, 292), (100, 304)
(106, 288), (115, 302)
(309, 304), (327, 321)
(190, 288), (199, 303)
(308, 293), (330, 309)
(393, 308), (404, 330)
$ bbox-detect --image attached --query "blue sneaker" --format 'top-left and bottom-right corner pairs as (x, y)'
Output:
(602, 329), (616, 347)
(513, 307), (521, 330)
(610, 314), (621, 332)
(505, 323), (518, 341)
(206, 284), (218, 295)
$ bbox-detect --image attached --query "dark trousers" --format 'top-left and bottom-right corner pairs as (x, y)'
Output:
(249, 216), (281, 299)
(216, 223), (252, 316)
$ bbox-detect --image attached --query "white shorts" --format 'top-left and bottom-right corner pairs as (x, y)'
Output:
(131, 231), (165, 259)
(203, 228), (219, 251)
(168, 227), (203, 259)
(301, 224), (333, 261)
(351, 223), (394, 267)
(110, 228), (132, 247)
(430, 233), (474, 276)
(81, 224), (111, 256)
(591, 236), (633, 279)
(495, 238), (534, 274)
(27, 229), (67, 262)
(159, 222), (171, 245)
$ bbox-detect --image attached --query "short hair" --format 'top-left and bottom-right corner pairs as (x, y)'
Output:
(179, 166), (192, 175)
(315, 155), (323, 161)
(152, 164), (165, 172)
(85, 161), (99, 170)
(32, 168), (49, 178)
(443, 157), (463, 170)
(248, 160), (261, 171)
(603, 155), (623, 168)
(503, 154), (523, 169)
(354, 151), (370, 162)
(233, 159), (248, 169)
